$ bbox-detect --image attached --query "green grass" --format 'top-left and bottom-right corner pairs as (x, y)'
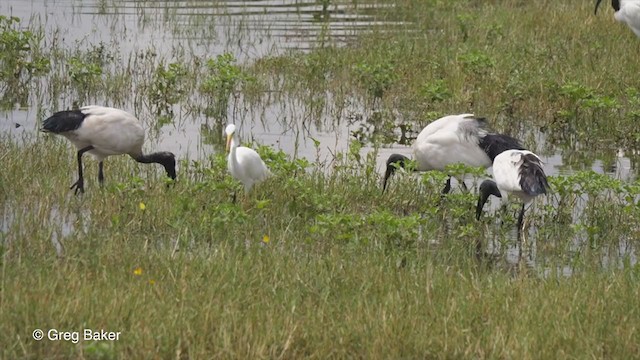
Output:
(3, 0), (640, 358)
(4, 244), (640, 358)
(2, 134), (640, 358)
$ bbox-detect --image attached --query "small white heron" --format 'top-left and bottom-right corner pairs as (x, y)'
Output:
(383, 114), (524, 194)
(225, 124), (271, 194)
(595, 0), (640, 38)
(476, 149), (549, 241)
(41, 105), (176, 194)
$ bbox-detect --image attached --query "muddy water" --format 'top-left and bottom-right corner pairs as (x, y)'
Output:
(1, 0), (634, 180)
(1, 0), (414, 167)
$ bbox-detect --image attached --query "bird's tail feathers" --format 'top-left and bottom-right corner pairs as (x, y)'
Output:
(479, 133), (525, 161)
(519, 154), (549, 196)
(41, 110), (86, 133)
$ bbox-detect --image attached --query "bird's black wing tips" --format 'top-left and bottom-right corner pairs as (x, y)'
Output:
(41, 110), (86, 133)
(519, 154), (549, 196)
(479, 133), (525, 162)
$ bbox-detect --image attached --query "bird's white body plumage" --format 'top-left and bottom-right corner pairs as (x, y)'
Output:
(615, 0), (640, 37)
(492, 149), (542, 204)
(62, 106), (145, 161)
(412, 113), (492, 171)
(225, 124), (270, 193)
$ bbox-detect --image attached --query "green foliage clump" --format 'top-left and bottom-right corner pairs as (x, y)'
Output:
(149, 61), (189, 117)
(199, 53), (255, 119)
(0, 15), (49, 108)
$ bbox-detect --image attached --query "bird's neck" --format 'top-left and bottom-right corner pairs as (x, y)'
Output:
(228, 136), (239, 166)
(133, 152), (176, 179)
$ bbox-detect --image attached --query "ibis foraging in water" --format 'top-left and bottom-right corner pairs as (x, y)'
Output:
(595, 0), (640, 38)
(382, 114), (524, 194)
(225, 124), (271, 194)
(475, 149), (549, 241)
(41, 105), (177, 194)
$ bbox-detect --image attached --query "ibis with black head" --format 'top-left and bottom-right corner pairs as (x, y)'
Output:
(42, 105), (176, 194)
(595, 0), (640, 38)
(476, 149), (549, 241)
(382, 114), (524, 194)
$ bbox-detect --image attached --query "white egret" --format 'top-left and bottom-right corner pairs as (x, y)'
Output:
(225, 124), (270, 194)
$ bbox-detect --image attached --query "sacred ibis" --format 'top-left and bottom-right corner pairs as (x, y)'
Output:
(475, 149), (549, 241)
(41, 105), (176, 194)
(225, 124), (271, 194)
(382, 114), (524, 194)
(595, 0), (640, 38)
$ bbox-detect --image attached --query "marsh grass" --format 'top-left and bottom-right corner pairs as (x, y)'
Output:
(2, 132), (640, 358)
(3, 0), (640, 358)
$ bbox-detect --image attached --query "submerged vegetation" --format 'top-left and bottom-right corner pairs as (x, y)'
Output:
(1, 0), (640, 358)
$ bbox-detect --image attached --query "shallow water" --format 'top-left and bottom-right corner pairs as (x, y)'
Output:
(1, 0), (413, 168)
(1, 0), (635, 178)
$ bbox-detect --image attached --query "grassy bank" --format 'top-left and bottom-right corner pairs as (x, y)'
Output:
(1, 134), (640, 358)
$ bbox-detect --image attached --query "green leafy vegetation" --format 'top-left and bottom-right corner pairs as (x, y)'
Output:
(0, 16), (49, 108)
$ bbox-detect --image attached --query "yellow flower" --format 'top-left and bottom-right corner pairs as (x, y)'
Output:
(139, 202), (146, 211)
(149, 279), (156, 285)
(133, 267), (143, 276)
(262, 234), (270, 244)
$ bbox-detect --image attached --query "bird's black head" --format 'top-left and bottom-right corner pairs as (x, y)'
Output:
(382, 154), (410, 194)
(160, 152), (177, 180)
(595, 0), (619, 14)
(476, 179), (502, 221)
(134, 151), (177, 181)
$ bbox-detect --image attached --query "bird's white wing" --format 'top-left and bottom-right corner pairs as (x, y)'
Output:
(77, 107), (144, 157)
(413, 126), (491, 170)
(235, 147), (271, 182)
(492, 150), (527, 194)
(414, 114), (475, 144)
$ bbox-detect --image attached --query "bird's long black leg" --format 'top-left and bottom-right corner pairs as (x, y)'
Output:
(516, 203), (526, 243)
(98, 161), (104, 185)
(70, 145), (94, 194)
(441, 176), (452, 195)
(461, 181), (468, 192)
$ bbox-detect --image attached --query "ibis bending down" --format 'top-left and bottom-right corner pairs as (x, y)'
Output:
(225, 124), (271, 194)
(42, 105), (176, 194)
(475, 149), (549, 241)
(382, 114), (524, 194)
(595, 0), (640, 38)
